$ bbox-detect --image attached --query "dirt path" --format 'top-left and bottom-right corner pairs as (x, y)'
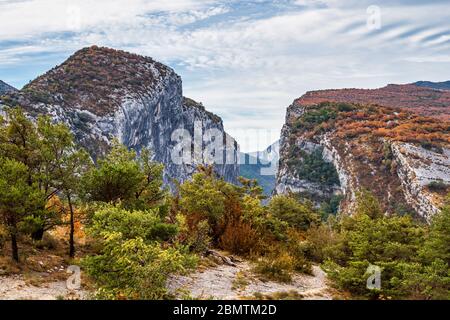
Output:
(0, 275), (85, 300)
(168, 259), (332, 300)
(1, 255), (332, 300)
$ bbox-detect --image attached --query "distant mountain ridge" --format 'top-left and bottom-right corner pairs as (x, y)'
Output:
(239, 141), (279, 196)
(413, 81), (450, 91)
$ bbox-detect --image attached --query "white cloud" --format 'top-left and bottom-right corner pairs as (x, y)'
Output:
(0, 0), (219, 40)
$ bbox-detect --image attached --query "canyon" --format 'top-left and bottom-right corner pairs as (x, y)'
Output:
(1, 47), (449, 220)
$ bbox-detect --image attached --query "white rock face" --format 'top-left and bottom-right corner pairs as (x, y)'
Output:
(391, 142), (450, 221)
(275, 104), (341, 202)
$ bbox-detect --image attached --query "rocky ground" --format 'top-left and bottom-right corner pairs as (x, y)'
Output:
(0, 274), (86, 300)
(168, 251), (333, 300)
(0, 250), (333, 300)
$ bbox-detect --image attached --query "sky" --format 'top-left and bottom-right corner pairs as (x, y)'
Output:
(0, 0), (449, 152)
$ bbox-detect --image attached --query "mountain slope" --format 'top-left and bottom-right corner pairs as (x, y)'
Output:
(276, 87), (450, 221)
(297, 84), (450, 120)
(0, 80), (17, 95)
(0, 46), (239, 186)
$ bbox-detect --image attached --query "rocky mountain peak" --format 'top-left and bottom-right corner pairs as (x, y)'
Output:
(0, 46), (239, 186)
(20, 46), (174, 116)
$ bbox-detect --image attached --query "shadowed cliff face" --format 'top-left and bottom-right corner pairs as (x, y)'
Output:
(0, 80), (17, 95)
(0, 46), (239, 186)
(276, 95), (450, 221)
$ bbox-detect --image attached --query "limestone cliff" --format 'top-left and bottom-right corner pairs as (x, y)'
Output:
(0, 46), (239, 186)
(275, 96), (450, 221)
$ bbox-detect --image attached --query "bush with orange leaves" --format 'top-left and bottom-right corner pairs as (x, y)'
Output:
(177, 167), (320, 283)
(218, 195), (259, 255)
(178, 167), (261, 255)
(292, 102), (450, 149)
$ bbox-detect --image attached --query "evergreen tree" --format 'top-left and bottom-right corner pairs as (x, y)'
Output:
(268, 195), (320, 231)
(178, 166), (227, 240)
(422, 200), (450, 265)
(38, 116), (91, 257)
(354, 189), (383, 219)
(82, 140), (165, 209)
(0, 158), (45, 261)
(0, 108), (89, 242)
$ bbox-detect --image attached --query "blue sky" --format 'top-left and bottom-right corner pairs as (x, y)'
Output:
(0, 0), (449, 152)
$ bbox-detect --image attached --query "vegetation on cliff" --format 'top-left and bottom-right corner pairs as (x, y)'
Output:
(283, 101), (450, 216)
(19, 46), (171, 116)
(296, 84), (450, 120)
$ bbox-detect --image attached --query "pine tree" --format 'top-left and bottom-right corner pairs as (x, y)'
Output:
(0, 107), (92, 255)
(38, 116), (91, 257)
(82, 140), (165, 209)
(0, 158), (45, 261)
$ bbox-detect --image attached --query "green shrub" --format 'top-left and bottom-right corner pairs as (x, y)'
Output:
(89, 205), (178, 242)
(83, 233), (197, 300)
(301, 106), (337, 126)
(320, 195), (344, 219)
(84, 204), (196, 300)
(305, 223), (348, 264)
(286, 231), (313, 274)
(34, 232), (59, 250)
(181, 218), (212, 254)
(337, 103), (356, 112)
(427, 181), (449, 193)
(254, 251), (294, 283)
(268, 195), (320, 231)
(291, 148), (340, 186)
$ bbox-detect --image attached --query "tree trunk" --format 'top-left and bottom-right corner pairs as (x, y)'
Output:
(11, 233), (19, 262)
(31, 228), (44, 241)
(68, 194), (75, 258)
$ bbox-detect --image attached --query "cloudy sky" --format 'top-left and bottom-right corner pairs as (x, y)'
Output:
(0, 0), (449, 151)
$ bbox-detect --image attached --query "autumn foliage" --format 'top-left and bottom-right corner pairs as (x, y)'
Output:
(292, 101), (450, 149)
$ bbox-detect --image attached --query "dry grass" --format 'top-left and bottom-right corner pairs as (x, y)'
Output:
(0, 221), (96, 288)
(231, 271), (250, 291)
(251, 290), (304, 300)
